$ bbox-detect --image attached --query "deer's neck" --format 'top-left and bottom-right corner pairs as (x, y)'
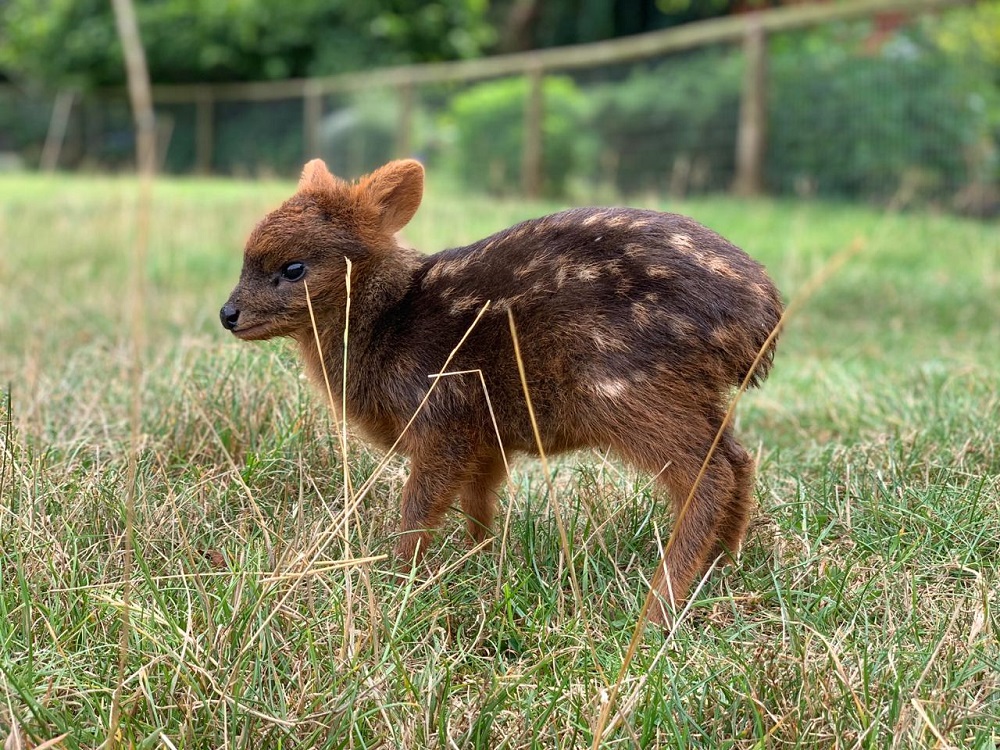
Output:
(295, 248), (421, 445)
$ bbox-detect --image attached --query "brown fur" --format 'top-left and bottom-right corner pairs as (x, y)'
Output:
(221, 159), (783, 626)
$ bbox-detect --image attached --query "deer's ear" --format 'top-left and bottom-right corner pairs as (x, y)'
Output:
(298, 158), (337, 194)
(356, 159), (424, 234)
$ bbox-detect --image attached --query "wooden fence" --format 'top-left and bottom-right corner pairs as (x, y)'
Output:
(21, 0), (975, 195)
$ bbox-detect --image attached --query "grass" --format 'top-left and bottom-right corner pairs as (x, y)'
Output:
(0, 172), (998, 748)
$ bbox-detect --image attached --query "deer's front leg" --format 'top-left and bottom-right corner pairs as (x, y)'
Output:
(394, 444), (472, 568)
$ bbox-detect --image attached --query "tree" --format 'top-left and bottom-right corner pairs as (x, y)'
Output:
(0, 0), (495, 88)
(490, 0), (791, 51)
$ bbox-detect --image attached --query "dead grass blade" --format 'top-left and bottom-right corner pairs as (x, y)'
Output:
(507, 310), (606, 685)
(107, 0), (155, 745)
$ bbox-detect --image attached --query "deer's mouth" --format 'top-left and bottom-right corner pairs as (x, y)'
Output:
(232, 321), (276, 340)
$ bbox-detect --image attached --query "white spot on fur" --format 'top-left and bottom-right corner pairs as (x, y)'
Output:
(582, 213), (607, 227)
(606, 215), (628, 228)
(425, 264), (446, 283)
(554, 266), (569, 287)
(665, 314), (697, 339)
(506, 226), (533, 244)
(491, 296), (524, 313)
(631, 303), (653, 328)
(700, 253), (739, 278)
(591, 331), (629, 353)
(515, 255), (549, 279)
(426, 254), (483, 286)
(577, 265), (600, 281)
(530, 281), (548, 296)
(646, 266), (674, 279)
(752, 281), (771, 299)
(670, 233), (696, 252)
(710, 327), (729, 346)
(593, 378), (628, 399)
(450, 294), (483, 315)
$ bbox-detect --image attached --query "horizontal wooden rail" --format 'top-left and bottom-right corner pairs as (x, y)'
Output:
(147, 0), (973, 104)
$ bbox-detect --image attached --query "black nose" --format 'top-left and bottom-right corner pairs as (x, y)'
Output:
(220, 303), (240, 331)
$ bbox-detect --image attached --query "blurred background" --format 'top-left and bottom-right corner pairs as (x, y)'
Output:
(0, 0), (997, 214)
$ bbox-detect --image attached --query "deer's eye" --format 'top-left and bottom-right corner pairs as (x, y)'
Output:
(280, 262), (306, 282)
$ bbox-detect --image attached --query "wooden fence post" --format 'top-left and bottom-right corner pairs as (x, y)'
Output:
(397, 80), (415, 159)
(304, 80), (322, 161)
(40, 90), (76, 172)
(522, 66), (544, 199)
(195, 88), (214, 174)
(733, 21), (768, 196)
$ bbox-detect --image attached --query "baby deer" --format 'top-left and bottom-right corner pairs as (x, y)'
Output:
(221, 159), (782, 626)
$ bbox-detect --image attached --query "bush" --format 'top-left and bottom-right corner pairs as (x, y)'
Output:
(213, 99), (304, 177)
(767, 38), (985, 200)
(0, 89), (51, 164)
(319, 92), (400, 180)
(158, 102), (197, 173)
(581, 29), (993, 205)
(587, 49), (743, 196)
(442, 75), (592, 198)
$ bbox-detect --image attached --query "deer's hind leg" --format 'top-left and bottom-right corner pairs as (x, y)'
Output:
(606, 406), (735, 626)
(459, 450), (507, 548)
(710, 428), (756, 565)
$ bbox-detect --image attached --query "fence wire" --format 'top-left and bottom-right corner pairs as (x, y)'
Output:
(0, 5), (995, 214)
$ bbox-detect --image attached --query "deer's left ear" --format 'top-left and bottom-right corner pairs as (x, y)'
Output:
(356, 159), (425, 234)
(298, 158), (338, 194)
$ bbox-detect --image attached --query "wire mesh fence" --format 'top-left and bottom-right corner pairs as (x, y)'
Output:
(1, 0), (994, 213)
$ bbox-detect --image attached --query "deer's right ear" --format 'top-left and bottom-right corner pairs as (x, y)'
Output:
(357, 159), (425, 235)
(298, 159), (337, 194)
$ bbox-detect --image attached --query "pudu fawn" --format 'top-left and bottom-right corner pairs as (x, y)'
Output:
(220, 159), (782, 626)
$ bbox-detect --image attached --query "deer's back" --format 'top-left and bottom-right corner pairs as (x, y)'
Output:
(354, 208), (780, 452)
(405, 208), (778, 377)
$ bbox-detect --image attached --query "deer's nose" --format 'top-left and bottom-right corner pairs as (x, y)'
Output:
(220, 303), (240, 331)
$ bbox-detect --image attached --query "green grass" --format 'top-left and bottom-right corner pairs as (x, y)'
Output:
(0, 173), (998, 748)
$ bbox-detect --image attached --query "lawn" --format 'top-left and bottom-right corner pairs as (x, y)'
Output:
(0, 173), (998, 748)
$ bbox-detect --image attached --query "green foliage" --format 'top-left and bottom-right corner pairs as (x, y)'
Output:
(0, 0), (121, 87)
(442, 76), (593, 197)
(0, 89), (50, 157)
(0, 0), (495, 87)
(587, 49), (743, 195)
(212, 100), (305, 177)
(318, 93), (403, 180)
(310, 0), (495, 74)
(929, 0), (1000, 71)
(767, 30), (991, 199)
(925, 1), (1000, 187)
(583, 27), (994, 201)
(522, 0), (769, 49)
